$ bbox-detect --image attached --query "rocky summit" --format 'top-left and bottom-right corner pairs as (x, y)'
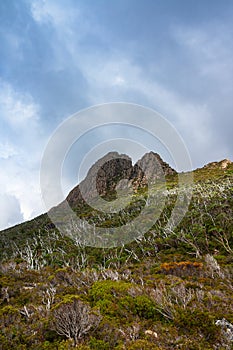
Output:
(66, 151), (177, 208)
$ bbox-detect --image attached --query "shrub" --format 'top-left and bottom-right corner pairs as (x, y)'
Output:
(127, 339), (160, 349)
(53, 298), (101, 347)
(133, 295), (158, 319)
(175, 309), (221, 343)
(160, 261), (203, 277)
(90, 280), (133, 303)
(89, 337), (110, 349)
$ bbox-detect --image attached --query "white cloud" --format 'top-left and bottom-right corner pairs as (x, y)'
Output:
(173, 24), (233, 82)
(0, 192), (24, 230)
(0, 153), (44, 224)
(29, 1), (232, 169)
(112, 75), (126, 86)
(171, 23), (233, 161)
(31, 0), (64, 24)
(0, 141), (17, 159)
(0, 79), (44, 228)
(0, 79), (39, 127)
(76, 54), (214, 162)
(31, 0), (79, 26)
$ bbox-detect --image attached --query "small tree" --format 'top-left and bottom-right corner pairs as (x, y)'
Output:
(53, 298), (101, 347)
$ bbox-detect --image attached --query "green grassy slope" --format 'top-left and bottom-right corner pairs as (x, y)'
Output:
(0, 161), (232, 349)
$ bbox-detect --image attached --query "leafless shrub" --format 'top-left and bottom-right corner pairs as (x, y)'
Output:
(150, 282), (177, 320)
(53, 298), (101, 347)
(119, 322), (140, 342)
(205, 254), (225, 279)
(20, 305), (36, 320)
(42, 285), (56, 311)
(100, 268), (119, 281)
(150, 281), (204, 320)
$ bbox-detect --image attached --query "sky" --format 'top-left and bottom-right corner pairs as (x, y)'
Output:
(0, 0), (233, 230)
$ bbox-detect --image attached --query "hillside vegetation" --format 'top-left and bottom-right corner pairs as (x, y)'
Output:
(0, 160), (233, 349)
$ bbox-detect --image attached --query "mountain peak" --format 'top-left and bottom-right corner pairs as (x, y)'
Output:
(132, 152), (176, 188)
(66, 151), (176, 208)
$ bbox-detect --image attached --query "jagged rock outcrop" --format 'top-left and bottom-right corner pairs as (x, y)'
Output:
(66, 151), (177, 209)
(132, 152), (176, 189)
(203, 159), (232, 170)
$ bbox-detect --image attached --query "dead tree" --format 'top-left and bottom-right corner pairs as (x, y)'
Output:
(53, 298), (101, 347)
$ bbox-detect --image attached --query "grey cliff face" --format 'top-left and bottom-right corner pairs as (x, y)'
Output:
(66, 151), (176, 208)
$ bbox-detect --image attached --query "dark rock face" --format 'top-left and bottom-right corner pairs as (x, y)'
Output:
(95, 153), (133, 197)
(66, 151), (177, 208)
(66, 152), (132, 208)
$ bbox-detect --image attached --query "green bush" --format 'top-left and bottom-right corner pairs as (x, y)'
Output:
(89, 337), (110, 349)
(127, 339), (160, 349)
(133, 295), (158, 319)
(90, 280), (133, 303)
(175, 309), (221, 343)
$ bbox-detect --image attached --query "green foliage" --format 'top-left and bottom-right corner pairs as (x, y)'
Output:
(127, 339), (160, 349)
(89, 337), (110, 350)
(175, 309), (221, 343)
(0, 164), (232, 348)
(90, 280), (133, 303)
(132, 295), (158, 319)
